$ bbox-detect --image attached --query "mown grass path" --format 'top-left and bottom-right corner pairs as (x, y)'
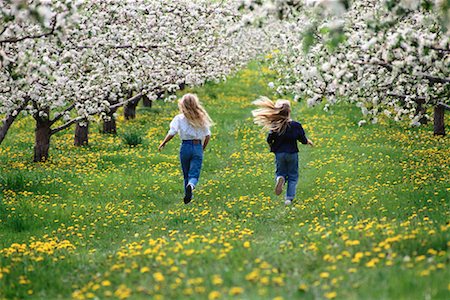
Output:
(1, 63), (449, 299)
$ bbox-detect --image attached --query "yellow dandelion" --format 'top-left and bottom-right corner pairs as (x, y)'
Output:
(101, 280), (111, 287)
(260, 277), (270, 285)
(208, 291), (221, 300)
(273, 276), (284, 286)
(245, 270), (259, 282)
(229, 287), (244, 296)
(153, 272), (165, 282)
(114, 285), (131, 300)
(212, 275), (223, 285)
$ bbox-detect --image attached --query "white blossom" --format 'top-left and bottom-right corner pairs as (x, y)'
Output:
(1, 0), (271, 144)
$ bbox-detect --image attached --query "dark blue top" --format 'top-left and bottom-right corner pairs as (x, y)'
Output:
(267, 121), (308, 153)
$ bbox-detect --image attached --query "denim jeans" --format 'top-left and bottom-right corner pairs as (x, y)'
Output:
(275, 152), (299, 200)
(180, 140), (203, 192)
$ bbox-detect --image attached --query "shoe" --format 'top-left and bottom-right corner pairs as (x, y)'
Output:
(184, 183), (194, 204)
(284, 199), (292, 206)
(275, 176), (285, 196)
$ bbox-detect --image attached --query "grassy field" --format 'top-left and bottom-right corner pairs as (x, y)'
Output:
(0, 63), (449, 300)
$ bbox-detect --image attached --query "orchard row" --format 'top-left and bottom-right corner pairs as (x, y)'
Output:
(1, 0), (449, 163)
(0, 0), (271, 161)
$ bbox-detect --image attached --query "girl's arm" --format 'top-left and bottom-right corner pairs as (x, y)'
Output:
(159, 115), (179, 151)
(297, 123), (313, 146)
(158, 134), (175, 151)
(203, 135), (210, 151)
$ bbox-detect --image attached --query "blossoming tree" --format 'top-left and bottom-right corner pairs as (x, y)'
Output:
(248, 0), (450, 134)
(1, 0), (271, 161)
(0, 0), (79, 147)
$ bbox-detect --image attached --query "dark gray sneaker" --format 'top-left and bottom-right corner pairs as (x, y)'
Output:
(184, 184), (194, 204)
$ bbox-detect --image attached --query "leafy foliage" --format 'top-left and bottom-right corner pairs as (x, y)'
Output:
(121, 131), (143, 147)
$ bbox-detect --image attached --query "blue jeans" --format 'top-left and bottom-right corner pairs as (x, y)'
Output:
(275, 152), (299, 200)
(180, 140), (203, 192)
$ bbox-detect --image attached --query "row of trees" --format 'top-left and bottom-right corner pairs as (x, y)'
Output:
(2, 0), (448, 164)
(246, 0), (449, 134)
(1, 0), (270, 161)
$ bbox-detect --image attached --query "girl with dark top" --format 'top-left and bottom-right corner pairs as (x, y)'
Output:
(252, 97), (313, 205)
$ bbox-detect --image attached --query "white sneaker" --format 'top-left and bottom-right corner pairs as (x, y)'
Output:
(275, 176), (285, 196)
(284, 200), (292, 206)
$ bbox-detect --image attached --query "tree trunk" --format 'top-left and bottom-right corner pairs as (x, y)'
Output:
(433, 105), (445, 136)
(124, 97), (140, 120)
(34, 119), (52, 162)
(156, 91), (165, 100)
(0, 98), (29, 145)
(142, 95), (152, 108)
(102, 94), (119, 134)
(178, 82), (186, 91)
(74, 122), (89, 146)
(416, 101), (428, 125)
(102, 114), (117, 134)
(0, 113), (17, 145)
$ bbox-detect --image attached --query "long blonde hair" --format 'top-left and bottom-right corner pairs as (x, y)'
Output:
(252, 97), (291, 133)
(178, 93), (213, 128)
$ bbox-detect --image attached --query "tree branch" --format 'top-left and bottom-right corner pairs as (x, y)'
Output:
(75, 44), (159, 51)
(387, 93), (427, 104)
(354, 59), (393, 71)
(51, 79), (178, 135)
(51, 92), (146, 135)
(0, 97), (30, 145)
(0, 25), (9, 37)
(417, 74), (450, 84)
(429, 46), (450, 53)
(31, 99), (40, 121)
(356, 60), (450, 85)
(438, 102), (450, 111)
(50, 103), (76, 125)
(110, 93), (143, 110)
(0, 16), (57, 44)
(51, 116), (84, 135)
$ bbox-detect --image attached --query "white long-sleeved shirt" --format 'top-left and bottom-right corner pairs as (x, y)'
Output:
(168, 114), (211, 140)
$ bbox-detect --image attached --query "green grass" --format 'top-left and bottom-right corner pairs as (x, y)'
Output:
(0, 62), (449, 299)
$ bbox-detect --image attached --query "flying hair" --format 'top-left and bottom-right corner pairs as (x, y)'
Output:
(178, 93), (213, 128)
(252, 97), (291, 134)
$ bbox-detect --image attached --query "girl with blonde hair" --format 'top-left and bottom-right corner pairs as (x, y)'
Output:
(252, 97), (313, 205)
(159, 93), (213, 204)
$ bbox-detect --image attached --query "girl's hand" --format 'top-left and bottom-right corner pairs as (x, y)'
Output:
(307, 139), (314, 147)
(158, 134), (174, 152)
